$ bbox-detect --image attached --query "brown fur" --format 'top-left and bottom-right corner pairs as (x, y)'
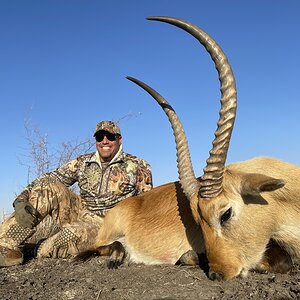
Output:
(198, 157), (300, 279)
(76, 17), (300, 280)
(76, 157), (298, 280)
(87, 182), (205, 266)
(256, 239), (293, 274)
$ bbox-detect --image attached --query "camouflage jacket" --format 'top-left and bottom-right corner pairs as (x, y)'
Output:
(17, 145), (152, 216)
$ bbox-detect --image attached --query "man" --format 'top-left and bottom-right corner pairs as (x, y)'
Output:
(0, 121), (152, 266)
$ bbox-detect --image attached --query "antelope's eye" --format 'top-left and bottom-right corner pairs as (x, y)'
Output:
(220, 207), (232, 225)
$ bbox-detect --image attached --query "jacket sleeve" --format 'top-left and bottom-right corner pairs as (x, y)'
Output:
(135, 160), (153, 195)
(14, 158), (80, 203)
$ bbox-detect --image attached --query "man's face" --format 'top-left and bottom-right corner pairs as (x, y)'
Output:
(95, 131), (122, 162)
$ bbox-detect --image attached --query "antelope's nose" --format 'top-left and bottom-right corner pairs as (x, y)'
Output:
(209, 270), (224, 281)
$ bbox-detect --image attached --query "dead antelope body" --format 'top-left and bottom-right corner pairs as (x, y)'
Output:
(76, 17), (300, 280)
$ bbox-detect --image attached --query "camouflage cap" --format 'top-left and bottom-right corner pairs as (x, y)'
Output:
(93, 121), (121, 136)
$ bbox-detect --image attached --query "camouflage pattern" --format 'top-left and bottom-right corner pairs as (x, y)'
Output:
(37, 228), (81, 258)
(0, 144), (152, 260)
(0, 179), (105, 259)
(20, 145), (152, 216)
(6, 224), (35, 245)
(93, 120), (121, 136)
(0, 216), (35, 249)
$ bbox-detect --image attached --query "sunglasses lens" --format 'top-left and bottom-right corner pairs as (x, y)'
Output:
(95, 133), (117, 142)
(106, 133), (116, 141)
(95, 135), (103, 142)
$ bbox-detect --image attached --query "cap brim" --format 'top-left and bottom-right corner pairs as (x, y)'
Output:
(93, 129), (119, 137)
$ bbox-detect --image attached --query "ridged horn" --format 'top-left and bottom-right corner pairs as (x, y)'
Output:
(147, 16), (237, 199)
(126, 76), (200, 200)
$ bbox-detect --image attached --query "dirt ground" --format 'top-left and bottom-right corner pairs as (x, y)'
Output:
(1, 254), (299, 300)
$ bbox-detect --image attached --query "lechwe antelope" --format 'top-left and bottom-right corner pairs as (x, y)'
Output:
(76, 17), (300, 280)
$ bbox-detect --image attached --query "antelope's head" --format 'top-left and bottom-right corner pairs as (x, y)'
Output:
(127, 16), (286, 280)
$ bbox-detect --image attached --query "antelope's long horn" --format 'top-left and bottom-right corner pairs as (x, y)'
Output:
(127, 76), (200, 200)
(147, 16), (237, 199)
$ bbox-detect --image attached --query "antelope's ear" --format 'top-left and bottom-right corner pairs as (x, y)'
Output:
(240, 173), (286, 196)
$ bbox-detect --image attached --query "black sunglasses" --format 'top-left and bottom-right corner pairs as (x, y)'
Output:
(95, 132), (118, 142)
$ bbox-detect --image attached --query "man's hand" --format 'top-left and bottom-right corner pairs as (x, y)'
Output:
(13, 198), (41, 229)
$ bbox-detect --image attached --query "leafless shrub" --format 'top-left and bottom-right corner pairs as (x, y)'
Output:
(22, 119), (93, 243)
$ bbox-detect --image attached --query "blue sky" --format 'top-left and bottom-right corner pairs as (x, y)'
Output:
(1, 1), (300, 214)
